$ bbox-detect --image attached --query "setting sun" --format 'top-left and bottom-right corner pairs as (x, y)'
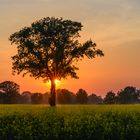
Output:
(55, 79), (59, 85)
(55, 79), (61, 88)
(46, 79), (61, 89)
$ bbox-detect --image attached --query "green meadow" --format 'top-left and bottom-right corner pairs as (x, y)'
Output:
(0, 105), (140, 140)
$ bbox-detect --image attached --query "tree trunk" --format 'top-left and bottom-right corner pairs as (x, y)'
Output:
(49, 79), (56, 106)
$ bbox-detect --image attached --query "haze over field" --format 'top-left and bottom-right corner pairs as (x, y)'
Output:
(0, 0), (140, 96)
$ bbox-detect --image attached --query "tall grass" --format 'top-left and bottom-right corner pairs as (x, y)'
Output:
(0, 105), (140, 140)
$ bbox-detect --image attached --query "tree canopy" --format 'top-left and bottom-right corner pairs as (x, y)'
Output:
(117, 86), (140, 104)
(0, 81), (20, 104)
(104, 91), (116, 104)
(76, 89), (88, 104)
(0, 81), (20, 94)
(9, 17), (104, 106)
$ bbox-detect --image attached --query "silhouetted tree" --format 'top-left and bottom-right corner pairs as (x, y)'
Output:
(56, 89), (75, 104)
(117, 86), (140, 104)
(0, 81), (20, 94)
(0, 81), (20, 104)
(88, 93), (103, 104)
(31, 93), (43, 104)
(104, 91), (116, 104)
(9, 17), (104, 106)
(76, 89), (88, 104)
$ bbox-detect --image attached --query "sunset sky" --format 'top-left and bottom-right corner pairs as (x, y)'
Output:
(0, 0), (140, 96)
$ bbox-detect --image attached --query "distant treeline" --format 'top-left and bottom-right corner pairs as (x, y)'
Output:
(0, 81), (140, 104)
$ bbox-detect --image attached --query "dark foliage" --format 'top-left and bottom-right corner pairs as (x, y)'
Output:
(76, 89), (88, 104)
(104, 91), (116, 104)
(0, 80), (140, 104)
(9, 17), (104, 106)
(88, 94), (103, 104)
(56, 89), (75, 104)
(31, 93), (43, 104)
(117, 86), (140, 104)
(0, 81), (20, 104)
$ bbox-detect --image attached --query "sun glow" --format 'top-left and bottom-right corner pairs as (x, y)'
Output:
(46, 79), (61, 88)
(55, 79), (59, 85)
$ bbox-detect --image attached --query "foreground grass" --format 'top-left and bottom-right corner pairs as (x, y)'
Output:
(0, 104), (140, 140)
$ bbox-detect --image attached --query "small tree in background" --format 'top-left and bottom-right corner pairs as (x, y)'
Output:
(117, 86), (140, 104)
(56, 89), (75, 104)
(0, 81), (20, 103)
(76, 89), (88, 104)
(104, 91), (116, 104)
(88, 93), (103, 104)
(9, 17), (104, 106)
(0, 81), (20, 94)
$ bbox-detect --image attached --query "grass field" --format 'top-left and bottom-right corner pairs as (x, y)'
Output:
(0, 105), (140, 140)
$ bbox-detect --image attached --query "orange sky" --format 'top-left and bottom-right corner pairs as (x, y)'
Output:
(0, 0), (140, 96)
